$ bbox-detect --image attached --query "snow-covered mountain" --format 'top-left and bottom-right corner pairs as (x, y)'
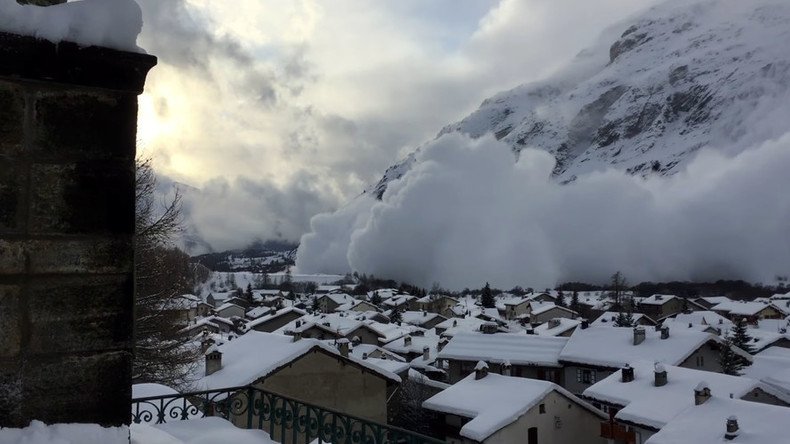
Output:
(370, 0), (790, 191)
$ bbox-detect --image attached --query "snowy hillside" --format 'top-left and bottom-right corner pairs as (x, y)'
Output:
(373, 0), (790, 189)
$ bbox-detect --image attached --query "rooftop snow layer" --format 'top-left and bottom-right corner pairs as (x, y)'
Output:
(438, 333), (567, 367)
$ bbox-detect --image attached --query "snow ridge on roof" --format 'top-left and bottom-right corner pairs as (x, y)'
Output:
(438, 333), (567, 367)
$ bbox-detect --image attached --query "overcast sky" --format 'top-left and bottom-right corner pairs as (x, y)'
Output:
(134, 0), (659, 250)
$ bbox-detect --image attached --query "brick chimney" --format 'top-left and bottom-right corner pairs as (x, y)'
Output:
(475, 361), (489, 380)
(621, 364), (635, 382)
(725, 416), (739, 440)
(695, 382), (712, 405)
(654, 363), (667, 387)
(633, 326), (646, 345)
(205, 348), (223, 376)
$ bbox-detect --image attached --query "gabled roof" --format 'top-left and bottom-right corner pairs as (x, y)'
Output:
(423, 373), (603, 441)
(712, 300), (781, 316)
(583, 360), (764, 430)
(638, 294), (679, 306)
(243, 307), (307, 331)
(435, 317), (487, 336)
(438, 333), (567, 367)
(645, 397), (790, 444)
(533, 318), (581, 336)
(193, 332), (400, 393)
(559, 326), (718, 368)
(401, 310), (444, 326)
(591, 312), (657, 327)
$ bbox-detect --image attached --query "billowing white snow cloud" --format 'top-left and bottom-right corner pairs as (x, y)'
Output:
(297, 132), (790, 289)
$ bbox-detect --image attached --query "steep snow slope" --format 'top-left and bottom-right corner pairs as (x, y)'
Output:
(374, 0), (790, 189)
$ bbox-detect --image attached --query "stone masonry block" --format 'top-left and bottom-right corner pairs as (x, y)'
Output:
(27, 238), (133, 275)
(0, 362), (22, 427)
(0, 285), (22, 357)
(29, 163), (135, 234)
(33, 90), (137, 161)
(21, 351), (132, 426)
(0, 239), (25, 275)
(0, 81), (25, 158)
(0, 162), (24, 232)
(27, 275), (133, 354)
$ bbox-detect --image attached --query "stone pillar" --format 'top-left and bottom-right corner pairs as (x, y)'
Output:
(0, 32), (156, 427)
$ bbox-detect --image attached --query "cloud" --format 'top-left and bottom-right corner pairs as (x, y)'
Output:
(134, 0), (663, 251)
(296, 131), (790, 289)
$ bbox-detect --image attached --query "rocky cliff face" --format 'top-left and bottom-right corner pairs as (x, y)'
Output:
(371, 0), (790, 191)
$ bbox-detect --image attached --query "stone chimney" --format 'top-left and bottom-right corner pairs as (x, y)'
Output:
(404, 336), (412, 346)
(580, 319), (589, 329)
(337, 338), (349, 357)
(633, 326), (646, 345)
(725, 416), (739, 440)
(654, 363), (667, 387)
(695, 382), (712, 405)
(352, 336), (361, 346)
(526, 328), (535, 335)
(475, 361), (489, 380)
(548, 318), (561, 329)
(295, 320), (302, 328)
(293, 331), (302, 342)
(621, 364), (635, 382)
(423, 346), (430, 361)
(660, 326), (670, 340)
(502, 361), (512, 377)
(205, 348), (223, 376)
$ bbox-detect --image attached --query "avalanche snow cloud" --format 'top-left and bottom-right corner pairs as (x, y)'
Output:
(297, 133), (790, 289)
(296, 0), (790, 289)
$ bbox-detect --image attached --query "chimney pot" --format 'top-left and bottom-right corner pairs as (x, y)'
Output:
(654, 362), (667, 387)
(621, 364), (635, 383)
(633, 326), (646, 345)
(404, 336), (412, 346)
(725, 416), (739, 440)
(474, 361), (489, 380)
(661, 326), (670, 339)
(695, 382), (712, 405)
(580, 319), (589, 329)
(205, 349), (223, 376)
(362, 352), (368, 360)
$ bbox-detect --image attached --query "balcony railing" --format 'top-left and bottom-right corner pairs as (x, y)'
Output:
(132, 384), (445, 444)
(600, 421), (636, 444)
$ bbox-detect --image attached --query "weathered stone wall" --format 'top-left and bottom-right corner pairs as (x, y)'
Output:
(0, 32), (155, 427)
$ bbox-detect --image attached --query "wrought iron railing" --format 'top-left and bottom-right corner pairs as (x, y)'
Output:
(132, 385), (445, 444)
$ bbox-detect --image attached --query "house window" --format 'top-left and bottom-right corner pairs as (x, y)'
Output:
(539, 403), (546, 414)
(696, 355), (705, 367)
(577, 369), (596, 384)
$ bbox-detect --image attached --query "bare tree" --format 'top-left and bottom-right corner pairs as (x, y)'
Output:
(134, 158), (200, 388)
(609, 271), (629, 311)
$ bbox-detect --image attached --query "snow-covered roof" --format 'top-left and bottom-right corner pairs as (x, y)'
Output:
(435, 317), (487, 336)
(583, 360), (762, 430)
(638, 294), (679, 305)
(243, 307), (306, 331)
(132, 383), (178, 399)
(533, 318), (581, 336)
(711, 300), (779, 316)
(382, 294), (416, 307)
(408, 369), (450, 391)
(132, 417), (277, 444)
(669, 311), (733, 328)
(216, 302), (244, 313)
(645, 396), (790, 444)
(383, 329), (441, 356)
(591, 312), (656, 327)
(319, 293), (354, 305)
(401, 310), (444, 326)
(423, 373), (603, 441)
(438, 333), (567, 367)
(559, 326), (717, 368)
(742, 347), (790, 399)
(697, 296), (733, 305)
(193, 332), (400, 393)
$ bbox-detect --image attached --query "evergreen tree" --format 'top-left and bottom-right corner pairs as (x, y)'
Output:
(556, 291), (565, 307)
(718, 335), (744, 375)
(311, 296), (320, 313)
(370, 291), (382, 306)
(731, 318), (756, 355)
(481, 282), (495, 308)
(244, 283), (254, 304)
(613, 311), (634, 327)
(570, 291), (580, 313)
(390, 306), (403, 324)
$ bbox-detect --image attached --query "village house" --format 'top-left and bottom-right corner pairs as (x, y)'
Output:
(583, 360), (790, 444)
(558, 325), (737, 395)
(194, 331), (401, 442)
(422, 364), (606, 444)
(214, 302), (246, 319)
(401, 311), (448, 329)
(244, 307), (307, 333)
(692, 296), (733, 310)
(181, 315), (236, 336)
(711, 300), (785, 324)
(437, 333), (568, 384)
(591, 311), (658, 328)
(527, 302), (579, 324)
(497, 295), (531, 320)
(635, 294), (685, 319)
(532, 318), (582, 337)
(383, 330), (444, 362)
(161, 294), (200, 326)
(743, 347), (790, 398)
(315, 293), (355, 313)
(410, 294), (460, 318)
(645, 395), (790, 444)
(337, 299), (380, 313)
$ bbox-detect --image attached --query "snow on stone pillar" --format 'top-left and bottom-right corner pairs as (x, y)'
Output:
(0, 5), (155, 427)
(205, 347), (223, 376)
(474, 361), (489, 380)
